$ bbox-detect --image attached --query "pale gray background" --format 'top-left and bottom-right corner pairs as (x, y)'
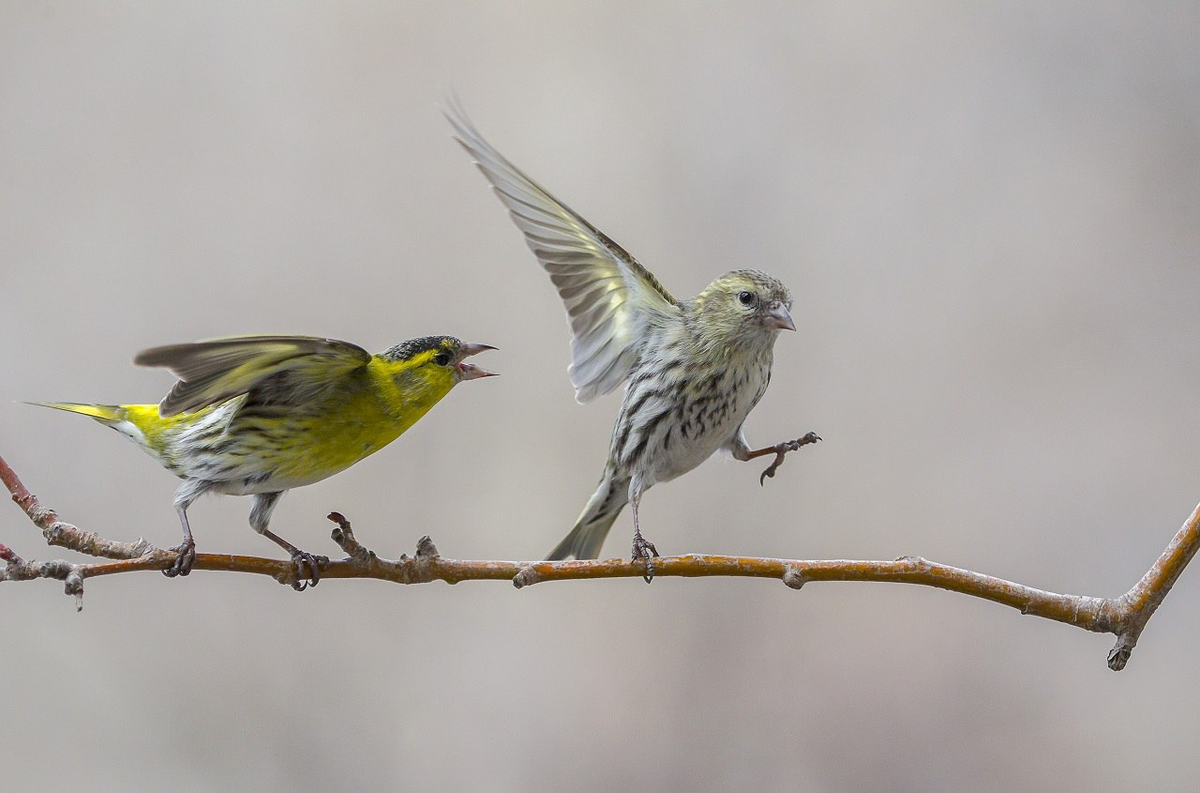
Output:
(2, 3), (1198, 791)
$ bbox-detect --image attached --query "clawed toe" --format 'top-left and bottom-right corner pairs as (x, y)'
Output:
(290, 550), (329, 592)
(782, 432), (822, 452)
(631, 534), (660, 584)
(162, 541), (196, 578)
(759, 431), (822, 485)
(759, 450), (788, 485)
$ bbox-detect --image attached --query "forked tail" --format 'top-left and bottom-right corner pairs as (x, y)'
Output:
(546, 474), (629, 560)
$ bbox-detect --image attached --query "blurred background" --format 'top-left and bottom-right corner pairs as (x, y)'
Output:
(2, 2), (1198, 790)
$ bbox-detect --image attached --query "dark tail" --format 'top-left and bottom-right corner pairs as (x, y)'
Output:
(546, 474), (629, 560)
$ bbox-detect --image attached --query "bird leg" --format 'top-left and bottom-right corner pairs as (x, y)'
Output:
(743, 431), (822, 485)
(628, 492), (659, 583)
(165, 480), (210, 578)
(260, 529), (329, 591)
(250, 492), (328, 591)
(163, 503), (197, 578)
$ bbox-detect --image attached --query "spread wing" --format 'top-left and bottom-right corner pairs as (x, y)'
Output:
(444, 97), (680, 403)
(135, 335), (372, 417)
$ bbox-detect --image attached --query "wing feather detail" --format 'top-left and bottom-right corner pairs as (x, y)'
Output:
(135, 335), (372, 416)
(444, 97), (679, 403)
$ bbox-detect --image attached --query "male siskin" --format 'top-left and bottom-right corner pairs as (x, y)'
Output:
(35, 334), (496, 588)
(445, 100), (818, 579)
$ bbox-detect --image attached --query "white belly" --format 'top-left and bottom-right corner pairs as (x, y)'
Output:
(615, 353), (771, 489)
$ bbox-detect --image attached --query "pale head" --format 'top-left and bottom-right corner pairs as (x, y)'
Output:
(690, 269), (795, 344)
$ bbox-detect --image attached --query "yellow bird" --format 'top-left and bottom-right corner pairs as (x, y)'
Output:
(35, 335), (496, 588)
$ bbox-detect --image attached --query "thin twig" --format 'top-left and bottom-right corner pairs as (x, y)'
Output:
(1, 453), (152, 559)
(1, 452), (1195, 670)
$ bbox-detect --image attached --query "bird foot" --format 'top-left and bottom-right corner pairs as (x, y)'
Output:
(162, 540), (196, 578)
(289, 550), (329, 592)
(631, 532), (660, 584)
(759, 431), (822, 486)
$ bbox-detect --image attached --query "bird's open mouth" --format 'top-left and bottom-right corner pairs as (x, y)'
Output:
(457, 343), (498, 379)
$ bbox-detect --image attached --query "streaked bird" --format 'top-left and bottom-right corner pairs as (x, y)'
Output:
(445, 99), (818, 579)
(35, 334), (496, 588)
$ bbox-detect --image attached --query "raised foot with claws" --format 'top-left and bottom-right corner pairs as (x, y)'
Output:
(757, 431), (822, 485)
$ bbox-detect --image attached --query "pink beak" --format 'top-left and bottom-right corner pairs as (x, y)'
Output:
(766, 302), (796, 332)
(457, 343), (498, 380)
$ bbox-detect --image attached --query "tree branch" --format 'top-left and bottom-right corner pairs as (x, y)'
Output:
(2, 452), (1194, 670)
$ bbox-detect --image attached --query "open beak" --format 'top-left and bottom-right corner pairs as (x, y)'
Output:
(457, 342), (498, 380)
(766, 302), (796, 332)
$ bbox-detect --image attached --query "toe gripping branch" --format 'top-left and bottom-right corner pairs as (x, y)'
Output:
(289, 550), (329, 592)
(631, 532), (660, 584)
(161, 540), (196, 578)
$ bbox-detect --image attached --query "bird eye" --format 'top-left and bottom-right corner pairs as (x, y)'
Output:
(433, 352), (451, 366)
(738, 291), (755, 306)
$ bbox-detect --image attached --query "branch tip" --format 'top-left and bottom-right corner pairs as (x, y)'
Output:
(328, 511), (356, 549)
(1108, 635), (1136, 671)
(0, 542), (23, 565)
(64, 568), (84, 611)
